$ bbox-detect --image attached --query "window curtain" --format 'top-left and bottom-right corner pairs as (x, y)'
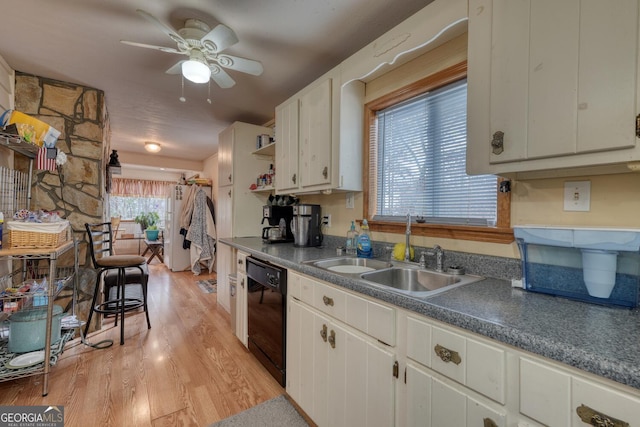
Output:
(111, 178), (172, 198)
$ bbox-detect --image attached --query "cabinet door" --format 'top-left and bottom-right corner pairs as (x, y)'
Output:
(431, 377), (467, 427)
(299, 78), (332, 189)
(328, 320), (395, 427)
(216, 244), (233, 311)
(217, 185), (232, 239)
(275, 99), (300, 193)
(236, 271), (247, 347)
(218, 126), (234, 186)
(287, 299), (330, 426)
(406, 362), (433, 427)
(467, 396), (506, 427)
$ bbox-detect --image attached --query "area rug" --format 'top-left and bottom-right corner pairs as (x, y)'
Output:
(210, 395), (308, 427)
(197, 279), (217, 293)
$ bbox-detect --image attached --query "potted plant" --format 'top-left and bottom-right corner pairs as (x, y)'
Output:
(134, 212), (160, 241)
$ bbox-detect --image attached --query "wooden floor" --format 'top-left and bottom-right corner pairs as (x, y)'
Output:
(0, 264), (284, 426)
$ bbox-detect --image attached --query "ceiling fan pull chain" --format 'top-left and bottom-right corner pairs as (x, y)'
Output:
(207, 80), (212, 104)
(180, 75), (186, 103)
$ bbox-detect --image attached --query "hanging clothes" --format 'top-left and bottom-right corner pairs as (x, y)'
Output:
(186, 187), (217, 275)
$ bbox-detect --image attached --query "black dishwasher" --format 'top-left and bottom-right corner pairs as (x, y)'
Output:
(246, 257), (287, 386)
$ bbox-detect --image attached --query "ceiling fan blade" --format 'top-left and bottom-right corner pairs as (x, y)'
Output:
(165, 60), (186, 75)
(213, 54), (264, 76)
(201, 24), (239, 53)
(210, 65), (236, 88)
(120, 40), (184, 55)
(136, 9), (186, 46)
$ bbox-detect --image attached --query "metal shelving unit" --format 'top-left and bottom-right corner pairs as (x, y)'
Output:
(0, 131), (78, 396)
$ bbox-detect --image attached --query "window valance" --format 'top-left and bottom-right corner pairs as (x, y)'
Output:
(111, 178), (172, 198)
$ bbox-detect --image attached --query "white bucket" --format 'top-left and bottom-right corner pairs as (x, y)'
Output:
(581, 249), (618, 298)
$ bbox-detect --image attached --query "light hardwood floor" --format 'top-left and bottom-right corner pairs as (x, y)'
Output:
(0, 264), (284, 426)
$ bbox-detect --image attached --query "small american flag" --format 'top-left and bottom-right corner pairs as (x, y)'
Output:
(36, 146), (57, 171)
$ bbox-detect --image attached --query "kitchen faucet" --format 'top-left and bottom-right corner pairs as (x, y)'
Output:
(404, 212), (412, 262)
(420, 245), (444, 272)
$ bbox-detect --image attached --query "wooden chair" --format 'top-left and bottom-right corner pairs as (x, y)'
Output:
(84, 222), (151, 345)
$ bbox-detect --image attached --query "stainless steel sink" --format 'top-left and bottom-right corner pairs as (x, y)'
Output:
(360, 266), (483, 298)
(302, 256), (392, 276)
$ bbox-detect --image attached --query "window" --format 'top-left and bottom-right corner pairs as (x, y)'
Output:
(108, 178), (172, 227)
(364, 61), (512, 243)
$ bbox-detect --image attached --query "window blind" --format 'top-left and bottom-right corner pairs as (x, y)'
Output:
(373, 79), (497, 225)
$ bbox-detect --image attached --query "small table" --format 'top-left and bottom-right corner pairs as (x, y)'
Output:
(142, 239), (164, 264)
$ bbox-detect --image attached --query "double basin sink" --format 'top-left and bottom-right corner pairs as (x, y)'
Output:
(302, 256), (483, 298)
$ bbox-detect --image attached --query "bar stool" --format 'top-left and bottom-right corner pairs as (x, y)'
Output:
(84, 222), (151, 345)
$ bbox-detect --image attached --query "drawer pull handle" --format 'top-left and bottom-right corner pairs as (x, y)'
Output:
(322, 166), (328, 179)
(484, 418), (498, 427)
(434, 344), (461, 365)
(576, 404), (628, 427)
(328, 329), (336, 349)
(491, 131), (504, 155)
(320, 324), (328, 342)
(323, 295), (334, 306)
(292, 173), (297, 184)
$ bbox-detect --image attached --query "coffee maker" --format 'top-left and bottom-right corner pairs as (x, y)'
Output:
(291, 204), (323, 247)
(261, 205), (294, 243)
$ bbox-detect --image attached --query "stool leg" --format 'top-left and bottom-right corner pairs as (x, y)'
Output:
(119, 268), (126, 345)
(140, 266), (151, 330)
(84, 272), (103, 338)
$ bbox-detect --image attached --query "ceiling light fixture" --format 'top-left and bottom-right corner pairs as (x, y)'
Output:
(145, 142), (162, 153)
(182, 50), (211, 84)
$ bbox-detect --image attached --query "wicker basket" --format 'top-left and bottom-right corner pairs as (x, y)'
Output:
(7, 221), (70, 249)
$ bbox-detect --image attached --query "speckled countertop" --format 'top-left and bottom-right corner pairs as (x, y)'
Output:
(221, 237), (640, 391)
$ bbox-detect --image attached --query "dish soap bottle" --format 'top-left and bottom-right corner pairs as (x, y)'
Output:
(346, 221), (358, 255)
(356, 219), (373, 258)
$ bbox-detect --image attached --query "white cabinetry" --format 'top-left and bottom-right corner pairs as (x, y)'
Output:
(467, 0), (640, 177)
(235, 251), (248, 347)
(275, 68), (364, 195)
(520, 355), (640, 427)
(216, 122), (272, 310)
(286, 271), (396, 427)
(401, 312), (507, 427)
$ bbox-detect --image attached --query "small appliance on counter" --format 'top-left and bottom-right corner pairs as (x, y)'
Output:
(262, 205), (294, 243)
(291, 204), (322, 247)
(514, 226), (640, 308)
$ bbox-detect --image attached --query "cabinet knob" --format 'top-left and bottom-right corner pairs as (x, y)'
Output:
(491, 131), (504, 155)
(240, 278), (244, 288)
(292, 173), (297, 184)
(576, 404), (628, 427)
(322, 295), (334, 306)
(322, 166), (328, 179)
(328, 329), (336, 349)
(320, 324), (328, 342)
(483, 418), (498, 427)
(238, 259), (243, 265)
(434, 344), (462, 365)
(228, 173), (232, 182)
(228, 189), (232, 197)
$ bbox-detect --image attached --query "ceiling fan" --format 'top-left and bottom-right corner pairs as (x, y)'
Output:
(121, 9), (263, 88)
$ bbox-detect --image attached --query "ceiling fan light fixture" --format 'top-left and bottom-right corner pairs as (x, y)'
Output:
(145, 142), (162, 153)
(182, 50), (211, 83)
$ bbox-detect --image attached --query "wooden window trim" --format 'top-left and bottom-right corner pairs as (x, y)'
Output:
(363, 61), (513, 244)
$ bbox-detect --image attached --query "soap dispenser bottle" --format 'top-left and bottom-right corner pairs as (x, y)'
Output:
(356, 219), (373, 258)
(346, 221), (358, 255)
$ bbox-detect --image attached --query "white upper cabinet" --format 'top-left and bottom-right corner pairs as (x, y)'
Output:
(467, 0), (640, 177)
(0, 54), (14, 112)
(275, 98), (300, 193)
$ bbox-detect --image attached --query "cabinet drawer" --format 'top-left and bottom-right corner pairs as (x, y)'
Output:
(572, 377), (640, 427)
(467, 338), (505, 404)
(297, 274), (316, 305)
(520, 357), (570, 427)
(345, 293), (395, 346)
(237, 251), (248, 274)
(312, 279), (346, 320)
(431, 326), (466, 384)
(406, 315), (432, 367)
(288, 272), (301, 300)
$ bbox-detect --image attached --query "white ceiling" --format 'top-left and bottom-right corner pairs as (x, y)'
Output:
(0, 0), (434, 165)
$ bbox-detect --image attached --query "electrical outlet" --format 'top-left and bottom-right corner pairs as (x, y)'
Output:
(346, 192), (354, 209)
(323, 214), (331, 228)
(564, 181), (591, 212)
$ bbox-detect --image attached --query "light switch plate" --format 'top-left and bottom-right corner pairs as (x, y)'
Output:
(345, 192), (354, 209)
(564, 181), (591, 212)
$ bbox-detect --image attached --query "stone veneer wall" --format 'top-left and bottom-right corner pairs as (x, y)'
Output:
(14, 72), (109, 266)
(13, 72), (109, 330)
